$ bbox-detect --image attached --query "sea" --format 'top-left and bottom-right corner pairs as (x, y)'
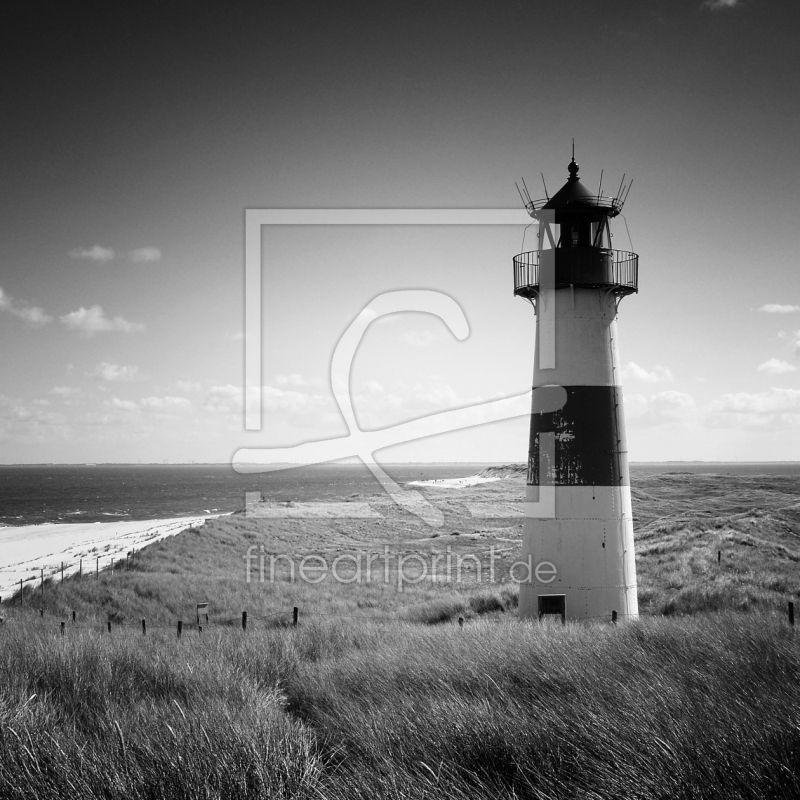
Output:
(2, 462), (800, 528)
(0, 463), (492, 527)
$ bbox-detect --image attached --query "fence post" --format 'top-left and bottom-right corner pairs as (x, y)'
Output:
(96, 557), (99, 580)
(60, 621), (65, 637)
(177, 621), (182, 639)
(40, 608), (44, 618)
(458, 616), (464, 628)
(107, 620), (111, 634)
(718, 550), (721, 564)
(79, 558), (82, 579)
(789, 601), (795, 627)
(72, 610), (76, 623)
(612, 610), (618, 625)
(41, 568), (44, 605)
(293, 607), (298, 627)
(142, 619), (146, 636)
(241, 611), (247, 631)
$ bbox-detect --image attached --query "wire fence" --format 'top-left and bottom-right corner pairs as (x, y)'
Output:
(2, 544), (159, 603)
(0, 601), (794, 640)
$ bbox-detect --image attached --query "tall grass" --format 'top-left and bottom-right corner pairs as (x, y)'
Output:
(1, 613), (798, 798)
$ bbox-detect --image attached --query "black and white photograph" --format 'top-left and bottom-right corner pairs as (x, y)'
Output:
(1, 2), (798, 798)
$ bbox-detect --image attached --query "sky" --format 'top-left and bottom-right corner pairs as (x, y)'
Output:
(1, 0), (799, 464)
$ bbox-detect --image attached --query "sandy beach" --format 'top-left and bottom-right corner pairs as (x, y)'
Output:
(0, 515), (222, 599)
(406, 475), (502, 488)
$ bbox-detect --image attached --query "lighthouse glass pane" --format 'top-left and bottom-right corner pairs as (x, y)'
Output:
(539, 222), (560, 250)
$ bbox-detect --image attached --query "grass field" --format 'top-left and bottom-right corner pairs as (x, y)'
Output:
(1, 468), (799, 798)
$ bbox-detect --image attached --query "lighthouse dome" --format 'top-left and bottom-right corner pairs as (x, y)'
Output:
(543, 158), (603, 210)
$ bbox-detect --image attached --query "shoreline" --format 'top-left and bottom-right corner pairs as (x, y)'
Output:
(407, 475), (503, 488)
(0, 514), (226, 598)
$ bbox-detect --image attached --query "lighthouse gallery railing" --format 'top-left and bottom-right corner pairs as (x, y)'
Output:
(513, 248), (638, 297)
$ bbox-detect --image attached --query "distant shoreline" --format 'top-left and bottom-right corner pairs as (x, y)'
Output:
(3, 461), (800, 467)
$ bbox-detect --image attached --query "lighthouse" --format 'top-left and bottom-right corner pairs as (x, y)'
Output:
(514, 153), (638, 622)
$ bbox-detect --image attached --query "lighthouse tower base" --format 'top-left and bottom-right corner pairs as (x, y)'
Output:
(518, 485), (638, 622)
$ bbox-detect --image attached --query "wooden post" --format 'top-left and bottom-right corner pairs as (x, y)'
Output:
(60, 621), (65, 637)
(142, 619), (146, 636)
(718, 550), (721, 564)
(198, 624), (203, 634)
(107, 620), (111, 633)
(41, 568), (44, 605)
(79, 558), (82, 579)
(177, 620), (182, 639)
(458, 616), (464, 628)
(40, 608), (44, 617)
(61, 562), (64, 582)
(241, 611), (247, 631)
(612, 610), (618, 625)
(293, 607), (298, 627)
(789, 601), (795, 627)
(72, 610), (76, 623)
(96, 557), (99, 580)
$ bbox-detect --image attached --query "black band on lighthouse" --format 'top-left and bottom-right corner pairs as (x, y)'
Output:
(527, 385), (629, 486)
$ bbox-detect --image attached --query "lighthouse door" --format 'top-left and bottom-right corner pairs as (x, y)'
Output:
(537, 594), (566, 624)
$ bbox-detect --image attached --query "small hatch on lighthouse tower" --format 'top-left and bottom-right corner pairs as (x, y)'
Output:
(513, 148), (639, 623)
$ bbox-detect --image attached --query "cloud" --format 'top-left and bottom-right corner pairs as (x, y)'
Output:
(0, 286), (52, 326)
(91, 362), (141, 382)
(69, 245), (162, 264)
(759, 303), (800, 314)
(50, 386), (81, 398)
(109, 397), (139, 411)
(129, 247), (161, 263)
(757, 358), (797, 375)
(777, 329), (800, 357)
(706, 388), (800, 430)
(11, 305), (51, 326)
(60, 305), (144, 335)
(200, 384), (337, 431)
(624, 390), (695, 427)
(140, 395), (191, 412)
(0, 394), (70, 440)
(70, 245), (115, 262)
(701, 0), (739, 9)
(621, 362), (674, 383)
